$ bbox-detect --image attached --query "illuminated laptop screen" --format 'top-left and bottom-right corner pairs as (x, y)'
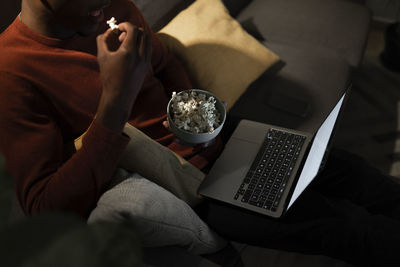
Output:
(288, 92), (346, 209)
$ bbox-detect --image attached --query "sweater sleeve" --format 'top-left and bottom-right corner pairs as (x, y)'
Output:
(0, 72), (129, 218)
(151, 32), (192, 96)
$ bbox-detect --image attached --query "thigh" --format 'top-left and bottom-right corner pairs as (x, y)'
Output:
(310, 148), (400, 220)
(196, 188), (400, 267)
(88, 169), (227, 255)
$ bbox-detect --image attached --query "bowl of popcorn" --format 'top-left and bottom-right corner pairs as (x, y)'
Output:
(167, 89), (226, 144)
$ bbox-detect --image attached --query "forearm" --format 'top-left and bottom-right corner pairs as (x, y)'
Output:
(26, 121), (129, 218)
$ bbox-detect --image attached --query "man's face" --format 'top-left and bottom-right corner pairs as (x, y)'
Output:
(45, 0), (111, 36)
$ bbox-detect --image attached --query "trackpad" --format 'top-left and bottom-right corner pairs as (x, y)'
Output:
(198, 138), (260, 201)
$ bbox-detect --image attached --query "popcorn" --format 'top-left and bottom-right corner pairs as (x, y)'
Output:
(106, 17), (119, 33)
(170, 90), (221, 134)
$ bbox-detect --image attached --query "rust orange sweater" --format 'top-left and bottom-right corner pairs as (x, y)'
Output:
(0, 0), (222, 218)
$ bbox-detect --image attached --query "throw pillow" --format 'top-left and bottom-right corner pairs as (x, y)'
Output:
(157, 0), (280, 110)
(222, 0), (252, 17)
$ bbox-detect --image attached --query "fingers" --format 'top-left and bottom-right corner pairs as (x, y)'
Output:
(118, 22), (152, 62)
(118, 31), (127, 43)
(96, 28), (113, 56)
(97, 22), (152, 64)
(117, 22), (137, 52)
(162, 120), (170, 130)
(201, 138), (216, 148)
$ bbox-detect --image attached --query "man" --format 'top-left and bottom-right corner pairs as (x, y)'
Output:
(1, 0), (400, 266)
(0, 0), (221, 218)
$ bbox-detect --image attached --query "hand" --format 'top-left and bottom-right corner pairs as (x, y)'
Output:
(96, 22), (152, 132)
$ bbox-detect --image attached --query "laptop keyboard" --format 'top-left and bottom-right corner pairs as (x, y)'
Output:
(234, 129), (306, 212)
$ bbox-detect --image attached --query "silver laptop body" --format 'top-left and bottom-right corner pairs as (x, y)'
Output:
(198, 89), (348, 218)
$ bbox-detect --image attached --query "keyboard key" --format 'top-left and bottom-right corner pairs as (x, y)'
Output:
(245, 189), (253, 196)
(262, 189), (270, 195)
(249, 200), (258, 206)
(263, 206), (271, 210)
(256, 201), (264, 207)
(235, 129), (304, 203)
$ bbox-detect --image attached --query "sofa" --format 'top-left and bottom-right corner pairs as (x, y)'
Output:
(133, 0), (370, 266)
(0, 0), (371, 266)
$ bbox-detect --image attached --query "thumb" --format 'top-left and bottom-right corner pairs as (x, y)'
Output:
(162, 120), (170, 130)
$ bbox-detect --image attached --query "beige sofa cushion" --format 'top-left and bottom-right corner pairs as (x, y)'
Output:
(157, 0), (280, 110)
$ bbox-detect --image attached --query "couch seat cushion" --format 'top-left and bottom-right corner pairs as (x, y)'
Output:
(236, 0), (370, 67)
(226, 40), (351, 139)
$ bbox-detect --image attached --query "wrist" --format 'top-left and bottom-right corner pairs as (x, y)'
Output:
(96, 95), (131, 133)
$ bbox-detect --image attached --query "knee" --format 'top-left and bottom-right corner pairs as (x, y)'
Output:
(88, 176), (227, 255)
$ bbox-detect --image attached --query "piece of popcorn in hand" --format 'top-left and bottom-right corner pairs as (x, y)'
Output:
(106, 17), (119, 33)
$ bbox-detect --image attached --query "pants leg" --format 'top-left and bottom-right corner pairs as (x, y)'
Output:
(311, 148), (400, 220)
(195, 149), (400, 267)
(88, 169), (227, 255)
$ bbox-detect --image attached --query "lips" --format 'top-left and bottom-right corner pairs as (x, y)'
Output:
(89, 9), (102, 17)
(88, 8), (104, 23)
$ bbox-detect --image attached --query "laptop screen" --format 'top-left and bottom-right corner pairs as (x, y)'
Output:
(287, 92), (346, 209)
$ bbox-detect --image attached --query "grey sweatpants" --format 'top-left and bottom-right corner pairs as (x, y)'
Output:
(88, 168), (227, 255)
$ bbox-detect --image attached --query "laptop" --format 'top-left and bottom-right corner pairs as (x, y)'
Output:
(198, 86), (350, 218)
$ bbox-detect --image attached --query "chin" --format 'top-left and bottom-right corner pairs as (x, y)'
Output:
(77, 24), (100, 37)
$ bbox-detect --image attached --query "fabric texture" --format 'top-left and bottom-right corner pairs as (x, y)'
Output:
(76, 123), (207, 207)
(88, 169), (227, 255)
(222, 0), (253, 17)
(0, 0), (220, 217)
(237, 0), (371, 67)
(227, 41), (351, 137)
(132, 0), (194, 31)
(157, 0), (280, 111)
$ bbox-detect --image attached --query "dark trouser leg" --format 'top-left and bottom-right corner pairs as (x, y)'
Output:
(195, 149), (400, 266)
(311, 148), (400, 220)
